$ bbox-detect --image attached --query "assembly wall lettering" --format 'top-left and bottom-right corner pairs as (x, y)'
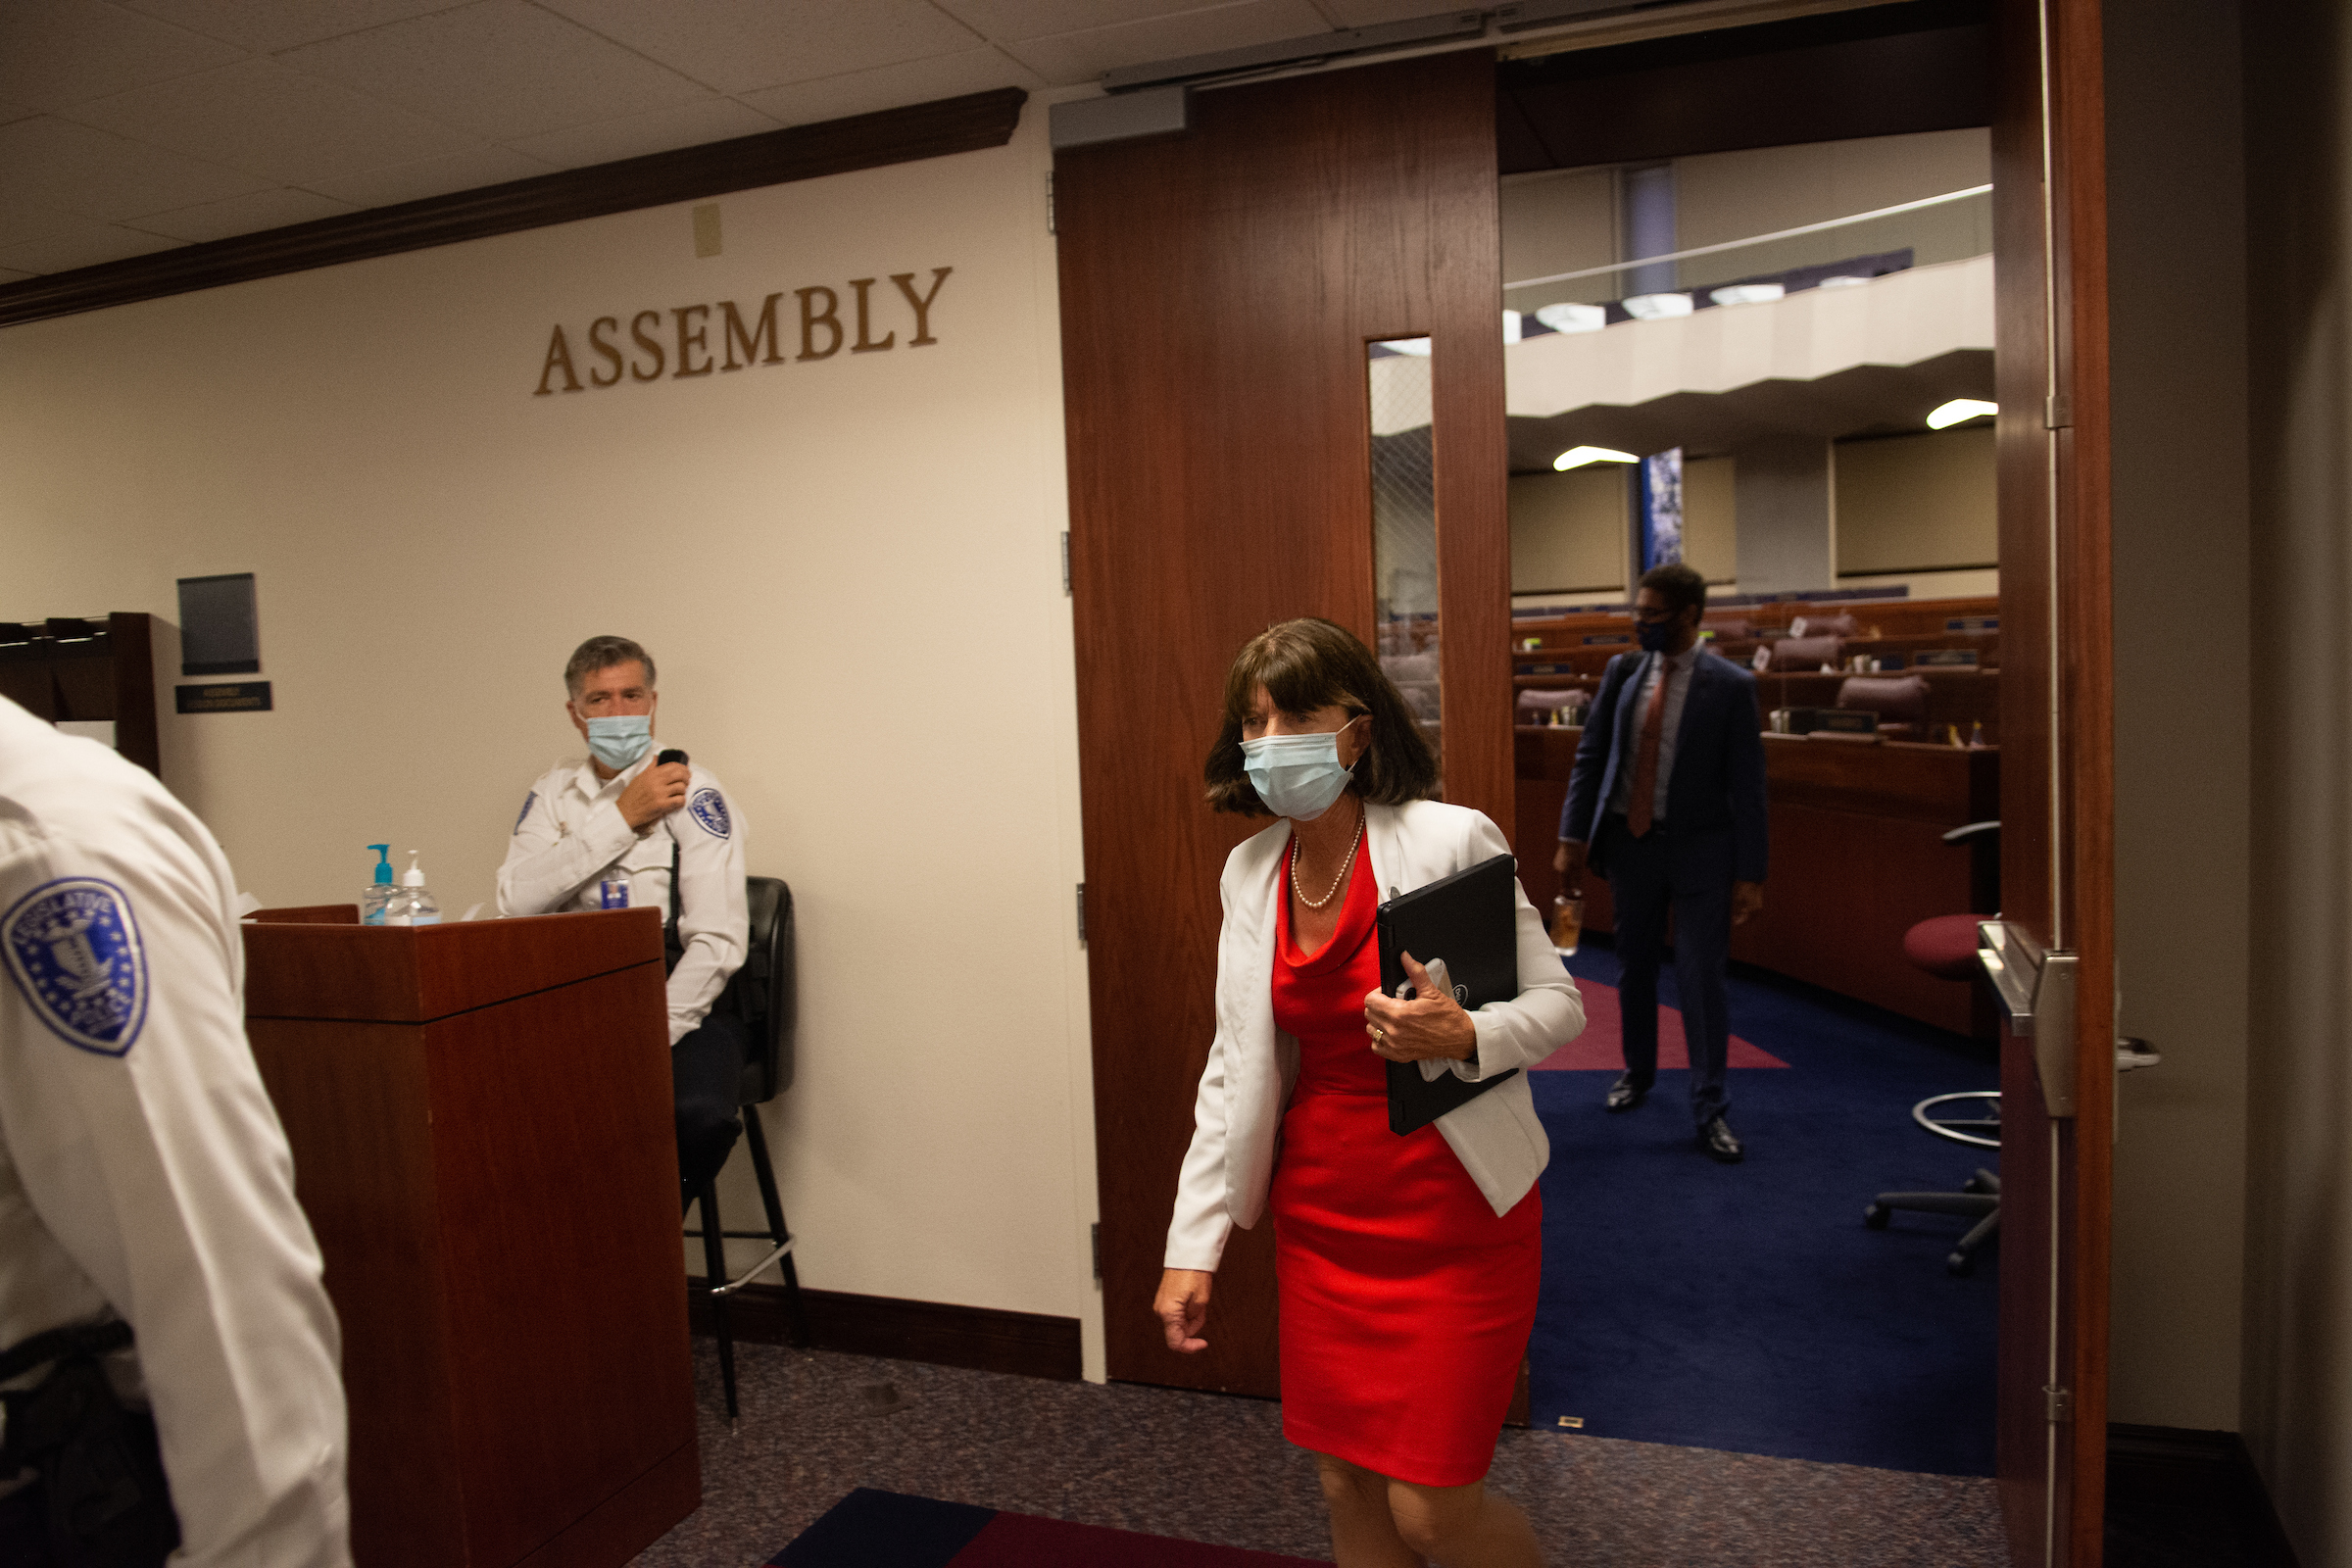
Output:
(533, 267), (952, 396)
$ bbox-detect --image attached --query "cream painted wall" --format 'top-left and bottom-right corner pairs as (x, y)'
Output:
(1674, 127), (1992, 289)
(0, 106), (1109, 1373)
(1682, 454), (1734, 583)
(1834, 427), (1997, 576)
(1508, 466), (1627, 593)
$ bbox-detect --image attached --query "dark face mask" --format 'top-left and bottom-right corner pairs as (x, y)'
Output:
(1636, 616), (1679, 654)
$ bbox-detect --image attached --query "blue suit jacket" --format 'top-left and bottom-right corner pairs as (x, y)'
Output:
(1558, 647), (1769, 885)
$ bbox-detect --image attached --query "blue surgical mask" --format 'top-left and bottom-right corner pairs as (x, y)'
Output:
(1242, 720), (1361, 821)
(1636, 618), (1678, 654)
(585, 714), (653, 770)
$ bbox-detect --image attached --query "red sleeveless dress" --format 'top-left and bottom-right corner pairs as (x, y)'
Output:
(1269, 840), (1542, 1487)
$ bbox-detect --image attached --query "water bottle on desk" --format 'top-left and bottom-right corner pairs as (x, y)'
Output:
(1549, 893), (1584, 956)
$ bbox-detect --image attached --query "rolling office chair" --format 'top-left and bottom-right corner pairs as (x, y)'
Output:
(687, 876), (809, 1418)
(1865, 820), (2003, 1277)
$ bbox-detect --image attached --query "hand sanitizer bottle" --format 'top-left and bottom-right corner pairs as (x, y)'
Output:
(361, 844), (395, 925)
(385, 851), (442, 926)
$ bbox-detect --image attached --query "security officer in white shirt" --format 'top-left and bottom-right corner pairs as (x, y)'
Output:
(497, 636), (751, 1198)
(0, 696), (350, 1567)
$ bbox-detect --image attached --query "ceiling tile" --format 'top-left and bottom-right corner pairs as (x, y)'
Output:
(506, 95), (777, 169)
(0, 0), (248, 121)
(1318, 0), (1477, 22)
(127, 184), (359, 242)
(0, 218), (184, 274)
(298, 140), (553, 207)
(0, 205), (91, 250)
(116, 0), (475, 53)
(930, 0), (1237, 44)
(0, 115), (272, 221)
(999, 0), (1332, 85)
(540, 0), (982, 97)
(735, 46), (1042, 129)
(61, 56), (485, 187)
(278, 0), (715, 141)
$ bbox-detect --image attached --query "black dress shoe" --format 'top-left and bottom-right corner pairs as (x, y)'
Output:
(1604, 1074), (1650, 1113)
(1698, 1116), (1744, 1163)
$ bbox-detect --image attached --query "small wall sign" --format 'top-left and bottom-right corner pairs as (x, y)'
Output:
(176, 681), (271, 713)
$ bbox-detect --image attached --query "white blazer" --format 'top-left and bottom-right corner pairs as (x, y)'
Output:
(1164, 798), (1586, 1272)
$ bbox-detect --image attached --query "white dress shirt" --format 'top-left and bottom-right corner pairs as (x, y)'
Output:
(496, 749), (749, 1045)
(1608, 645), (1699, 823)
(0, 698), (351, 1567)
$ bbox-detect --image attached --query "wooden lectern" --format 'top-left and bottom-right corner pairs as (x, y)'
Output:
(242, 906), (699, 1568)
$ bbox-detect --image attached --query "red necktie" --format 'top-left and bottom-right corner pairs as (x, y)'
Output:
(1627, 658), (1667, 837)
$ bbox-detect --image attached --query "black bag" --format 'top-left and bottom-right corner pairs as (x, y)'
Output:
(0, 1320), (178, 1568)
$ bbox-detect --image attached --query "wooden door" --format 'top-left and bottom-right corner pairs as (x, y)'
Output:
(1057, 52), (1510, 1395)
(1990, 0), (2114, 1561)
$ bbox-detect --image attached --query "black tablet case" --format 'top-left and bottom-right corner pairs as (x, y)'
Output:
(1376, 854), (1523, 1135)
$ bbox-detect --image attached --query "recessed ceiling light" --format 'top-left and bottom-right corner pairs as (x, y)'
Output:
(1535, 302), (1606, 333)
(1622, 292), (1693, 319)
(1710, 282), (1785, 307)
(1818, 274), (1871, 289)
(1927, 399), (1998, 429)
(1554, 446), (1641, 470)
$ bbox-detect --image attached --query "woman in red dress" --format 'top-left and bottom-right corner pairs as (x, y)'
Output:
(1156, 619), (1584, 1567)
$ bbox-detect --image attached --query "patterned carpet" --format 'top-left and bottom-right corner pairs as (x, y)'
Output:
(628, 1343), (2006, 1568)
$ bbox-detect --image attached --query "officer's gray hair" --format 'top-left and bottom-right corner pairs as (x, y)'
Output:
(564, 635), (656, 698)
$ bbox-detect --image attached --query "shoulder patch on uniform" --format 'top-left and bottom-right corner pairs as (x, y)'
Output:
(3, 878), (150, 1057)
(687, 788), (731, 840)
(514, 790), (537, 835)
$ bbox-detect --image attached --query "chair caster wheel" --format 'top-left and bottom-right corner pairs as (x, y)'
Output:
(1864, 1203), (1890, 1230)
(1962, 1174), (1989, 1194)
(1947, 1251), (1975, 1277)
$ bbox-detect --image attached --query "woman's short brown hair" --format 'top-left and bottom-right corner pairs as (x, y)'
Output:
(1203, 618), (1441, 815)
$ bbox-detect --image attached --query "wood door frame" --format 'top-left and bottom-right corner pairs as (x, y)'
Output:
(1992, 0), (2114, 1561)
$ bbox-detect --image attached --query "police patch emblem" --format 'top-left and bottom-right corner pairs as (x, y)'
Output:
(688, 788), (731, 839)
(3, 878), (149, 1056)
(514, 790), (537, 835)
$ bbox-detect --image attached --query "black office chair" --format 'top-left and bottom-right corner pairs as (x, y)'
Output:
(687, 876), (809, 1417)
(1865, 821), (2002, 1277)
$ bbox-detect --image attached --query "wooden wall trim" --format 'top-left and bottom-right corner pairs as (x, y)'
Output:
(685, 1279), (1082, 1383)
(0, 87), (1026, 330)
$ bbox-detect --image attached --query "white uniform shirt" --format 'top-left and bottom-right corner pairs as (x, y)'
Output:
(495, 750), (748, 1045)
(1608, 645), (1699, 823)
(0, 698), (350, 1567)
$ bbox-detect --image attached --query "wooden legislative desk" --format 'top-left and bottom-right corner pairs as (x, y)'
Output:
(241, 906), (698, 1568)
(1512, 728), (1998, 1034)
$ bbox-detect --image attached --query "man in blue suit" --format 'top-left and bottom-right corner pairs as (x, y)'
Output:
(1554, 563), (1768, 1162)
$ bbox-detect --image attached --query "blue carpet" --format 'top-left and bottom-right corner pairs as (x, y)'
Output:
(1528, 941), (1998, 1476)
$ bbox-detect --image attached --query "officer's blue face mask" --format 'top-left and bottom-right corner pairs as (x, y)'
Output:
(585, 714), (653, 770)
(1242, 716), (1364, 821)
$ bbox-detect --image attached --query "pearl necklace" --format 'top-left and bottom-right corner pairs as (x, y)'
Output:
(1291, 804), (1365, 910)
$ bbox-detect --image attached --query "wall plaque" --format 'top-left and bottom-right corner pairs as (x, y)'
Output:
(176, 682), (271, 713)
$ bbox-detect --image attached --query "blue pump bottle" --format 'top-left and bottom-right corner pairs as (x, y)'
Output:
(362, 844), (395, 925)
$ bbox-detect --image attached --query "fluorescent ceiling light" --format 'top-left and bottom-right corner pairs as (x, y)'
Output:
(1503, 310), (1523, 345)
(1710, 282), (1785, 307)
(1375, 338), (1431, 357)
(1535, 302), (1605, 334)
(1622, 292), (1692, 319)
(1554, 446), (1640, 470)
(1927, 398), (1998, 429)
(1818, 274), (1870, 289)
